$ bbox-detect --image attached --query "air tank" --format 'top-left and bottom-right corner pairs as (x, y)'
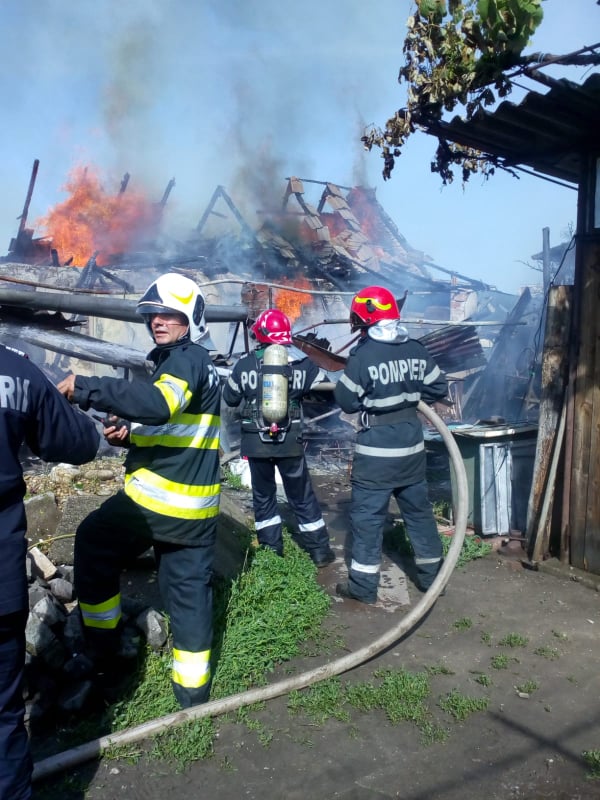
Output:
(260, 344), (289, 424)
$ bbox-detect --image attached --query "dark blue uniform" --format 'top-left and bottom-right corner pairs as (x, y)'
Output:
(334, 331), (448, 601)
(0, 345), (99, 800)
(223, 347), (334, 565)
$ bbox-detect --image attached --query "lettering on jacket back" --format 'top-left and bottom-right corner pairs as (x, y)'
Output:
(239, 368), (307, 392)
(0, 376), (30, 412)
(367, 358), (426, 385)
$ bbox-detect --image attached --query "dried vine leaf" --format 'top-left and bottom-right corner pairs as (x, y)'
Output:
(362, 0), (599, 184)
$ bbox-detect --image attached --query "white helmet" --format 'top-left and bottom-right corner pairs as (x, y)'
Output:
(136, 272), (215, 349)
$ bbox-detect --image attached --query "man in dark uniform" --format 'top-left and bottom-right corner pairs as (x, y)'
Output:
(334, 285), (448, 604)
(57, 272), (221, 708)
(222, 308), (335, 567)
(0, 344), (99, 800)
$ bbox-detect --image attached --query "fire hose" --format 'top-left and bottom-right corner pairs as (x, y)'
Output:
(32, 400), (467, 783)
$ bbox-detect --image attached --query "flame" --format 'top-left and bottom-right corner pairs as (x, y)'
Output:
(36, 165), (159, 266)
(274, 277), (313, 324)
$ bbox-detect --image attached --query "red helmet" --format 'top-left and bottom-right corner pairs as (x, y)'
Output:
(350, 285), (400, 331)
(251, 309), (293, 345)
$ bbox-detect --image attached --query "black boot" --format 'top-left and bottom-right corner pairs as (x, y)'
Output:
(311, 547), (336, 568)
(335, 582), (377, 605)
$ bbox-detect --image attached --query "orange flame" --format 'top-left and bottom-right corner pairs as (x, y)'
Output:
(274, 277), (313, 325)
(36, 165), (159, 266)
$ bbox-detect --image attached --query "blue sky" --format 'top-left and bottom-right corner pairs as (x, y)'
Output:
(0, 0), (597, 294)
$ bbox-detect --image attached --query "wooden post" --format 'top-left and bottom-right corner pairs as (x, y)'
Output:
(526, 285), (571, 560)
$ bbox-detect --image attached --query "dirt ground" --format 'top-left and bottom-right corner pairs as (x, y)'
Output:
(31, 474), (600, 800)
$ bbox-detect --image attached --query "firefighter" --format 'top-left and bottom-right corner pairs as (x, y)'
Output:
(57, 272), (221, 708)
(334, 285), (448, 604)
(222, 308), (335, 567)
(0, 344), (99, 800)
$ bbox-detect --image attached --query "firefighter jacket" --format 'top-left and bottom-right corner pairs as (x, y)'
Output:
(0, 345), (99, 615)
(334, 328), (448, 490)
(222, 346), (322, 458)
(72, 339), (221, 544)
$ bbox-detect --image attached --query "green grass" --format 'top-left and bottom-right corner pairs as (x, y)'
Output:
(438, 689), (489, 720)
(221, 465), (245, 490)
(385, 522), (492, 567)
(498, 633), (529, 648)
(515, 680), (538, 695)
(288, 677), (351, 725)
(534, 645), (560, 660)
(453, 617), (473, 630)
(491, 653), (510, 670)
(582, 749), (600, 779)
(288, 667), (447, 744)
(426, 664), (455, 676)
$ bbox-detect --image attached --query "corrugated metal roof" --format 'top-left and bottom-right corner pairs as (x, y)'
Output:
(423, 73), (600, 185)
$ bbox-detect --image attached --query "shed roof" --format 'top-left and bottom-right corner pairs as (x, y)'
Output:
(422, 73), (600, 185)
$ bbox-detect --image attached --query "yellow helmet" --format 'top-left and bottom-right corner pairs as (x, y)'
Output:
(137, 273), (214, 349)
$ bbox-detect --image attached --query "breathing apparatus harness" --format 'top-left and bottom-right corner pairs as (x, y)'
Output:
(250, 345), (297, 443)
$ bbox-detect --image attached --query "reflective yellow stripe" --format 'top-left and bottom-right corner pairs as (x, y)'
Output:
(124, 468), (220, 519)
(172, 648), (211, 689)
(354, 295), (392, 311)
(154, 373), (192, 415)
(130, 413), (220, 450)
(79, 593), (122, 630)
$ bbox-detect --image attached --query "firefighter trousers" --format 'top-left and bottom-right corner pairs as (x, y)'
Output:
(0, 610), (31, 800)
(348, 479), (443, 602)
(248, 455), (332, 562)
(74, 490), (215, 708)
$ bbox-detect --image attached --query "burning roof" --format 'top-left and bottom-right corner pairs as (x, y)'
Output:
(3, 163), (483, 303)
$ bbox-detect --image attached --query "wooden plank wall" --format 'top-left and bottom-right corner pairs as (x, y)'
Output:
(569, 239), (600, 572)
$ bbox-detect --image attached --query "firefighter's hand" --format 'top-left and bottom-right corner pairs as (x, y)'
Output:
(103, 421), (130, 447)
(56, 373), (77, 401)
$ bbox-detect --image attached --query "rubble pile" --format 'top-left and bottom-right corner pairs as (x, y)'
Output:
(22, 460), (169, 729)
(24, 546), (168, 726)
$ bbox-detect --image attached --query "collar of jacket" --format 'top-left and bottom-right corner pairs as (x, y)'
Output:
(148, 336), (192, 363)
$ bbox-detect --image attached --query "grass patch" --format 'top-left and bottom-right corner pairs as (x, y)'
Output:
(498, 633), (529, 648)
(149, 717), (215, 769)
(288, 667), (447, 744)
(211, 536), (331, 698)
(288, 678), (351, 725)
(515, 680), (538, 695)
(491, 654), (510, 670)
(473, 673), (492, 687)
(582, 749), (600, 779)
(426, 664), (455, 676)
(441, 534), (493, 566)
(221, 464), (245, 491)
(385, 523), (492, 567)
(453, 617), (473, 630)
(534, 645), (560, 660)
(438, 689), (489, 720)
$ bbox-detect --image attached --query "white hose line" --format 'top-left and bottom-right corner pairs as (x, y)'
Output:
(33, 401), (467, 783)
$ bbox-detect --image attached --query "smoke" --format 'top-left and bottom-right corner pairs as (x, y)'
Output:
(0, 0), (588, 295)
(0, 0), (403, 248)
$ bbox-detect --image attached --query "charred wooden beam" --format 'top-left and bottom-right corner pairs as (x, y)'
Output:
(196, 185), (256, 241)
(17, 159), (40, 237)
(0, 321), (148, 371)
(0, 288), (248, 324)
(159, 178), (176, 208)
